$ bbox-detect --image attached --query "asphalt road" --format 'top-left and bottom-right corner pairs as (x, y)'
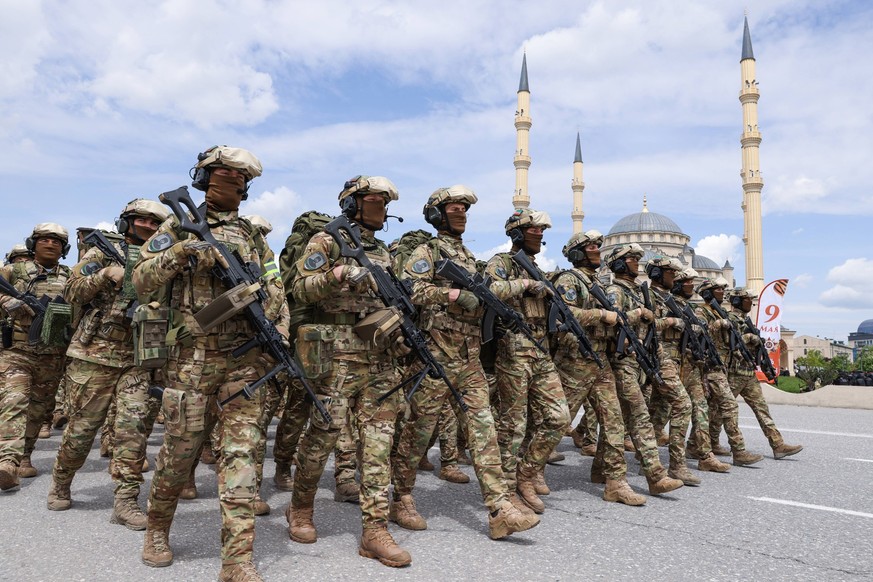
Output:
(2, 402), (872, 581)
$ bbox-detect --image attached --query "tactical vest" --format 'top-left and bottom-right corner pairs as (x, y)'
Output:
(608, 278), (648, 338)
(556, 268), (611, 343)
(698, 304), (731, 359)
(315, 232), (390, 323)
(5, 260), (71, 354)
(416, 236), (482, 337)
(491, 253), (548, 327)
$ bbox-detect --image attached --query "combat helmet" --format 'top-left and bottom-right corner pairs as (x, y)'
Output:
(26, 222), (70, 258)
(727, 287), (755, 308)
(4, 244), (31, 265)
(422, 185), (478, 229)
(191, 146), (263, 198)
(696, 277), (728, 302)
(645, 256), (680, 283)
(562, 230), (604, 264)
(337, 175), (399, 219)
(243, 214), (273, 236)
(504, 208), (551, 247)
(605, 243), (644, 274)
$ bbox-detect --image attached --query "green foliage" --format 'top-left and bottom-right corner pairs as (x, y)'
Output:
(776, 375), (806, 393)
(795, 349), (839, 391)
(856, 346), (873, 372)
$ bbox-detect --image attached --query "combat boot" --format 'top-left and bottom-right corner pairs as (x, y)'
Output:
(773, 443), (803, 459)
(200, 447), (217, 465)
(603, 479), (646, 506)
(286, 504), (317, 543)
(488, 500), (540, 540)
(590, 467), (606, 484)
(697, 453), (731, 473)
(516, 466), (545, 514)
(39, 421), (51, 439)
(359, 526), (412, 568)
(580, 443), (596, 457)
(111, 496), (147, 530)
(439, 464), (470, 484)
(274, 463), (293, 491)
(142, 527), (173, 567)
(623, 437), (636, 452)
(0, 461), (19, 491)
(668, 465), (701, 486)
(571, 430), (586, 450)
(656, 432), (669, 447)
(733, 449), (764, 466)
(417, 455), (434, 471)
(18, 456), (37, 478)
(510, 492), (535, 516)
(52, 410), (68, 430)
(180, 472), (197, 500)
(711, 442), (731, 456)
(685, 443), (701, 460)
(219, 561), (263, 582)
(46, 479), (71, 510)
(532, 467), (550, 496)
(334, 481), (360, 503)
(252, 495), (271, 516)
(389, 494), (427, 530)
(647, 475), (684, 495)
(547, 450), (565, 464)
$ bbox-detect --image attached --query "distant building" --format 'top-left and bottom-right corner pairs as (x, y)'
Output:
(791, 334), (855, 363)
(848, 319), (873, 358)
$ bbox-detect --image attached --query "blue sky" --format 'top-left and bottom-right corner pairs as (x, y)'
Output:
(1, 0), (871, 341)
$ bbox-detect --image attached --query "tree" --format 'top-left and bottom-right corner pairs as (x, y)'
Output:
(795, 350), (839, 391)
(856, 346), (873, 372)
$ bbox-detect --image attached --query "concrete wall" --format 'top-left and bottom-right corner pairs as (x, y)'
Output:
(758, 383), (873, 410)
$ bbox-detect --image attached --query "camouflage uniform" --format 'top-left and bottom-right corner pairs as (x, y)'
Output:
(392, 233), (508, 513)
(134, 208), (284, 566)
(0, 259), (70, 475)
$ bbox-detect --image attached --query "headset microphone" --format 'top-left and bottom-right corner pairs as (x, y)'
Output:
(386, 214), (404, 222)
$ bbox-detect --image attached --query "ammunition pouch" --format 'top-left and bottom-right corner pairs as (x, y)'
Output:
(185, 392), (207, 432)
(353, 307), (402, 347)
(78, 309), (102, 346)
(40, 302), (72, 348)
(1, 320), (11, 349)
(121, 245), (141, 301)
(194, 282), (260, 333)
(161, 387), (187, 437)
(295, 324), (337, 380)
(132, 302), (170, 369)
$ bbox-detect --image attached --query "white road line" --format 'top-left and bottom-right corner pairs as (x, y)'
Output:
(844, 458), (873, 463)
(748, 497), (873, 519)
(738, 424), (873, 439)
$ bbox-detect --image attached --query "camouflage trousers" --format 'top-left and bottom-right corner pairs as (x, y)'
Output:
(392, 353), (508, 512)
(611, 359), (668, 481)
(719, 371), (783, 449)
(292, 357), (401, 529)
(573, 397), (598, 447)
(147, 346), (267, 566)
(555, 351), (627, 480)
(495, 347), (569, 492)
(52, 358), (158, 499)
(678, 359), (713, 456)
(703, 369), (747, 452)
(647, 355), (692, 468)
(0, 348), (64, 465)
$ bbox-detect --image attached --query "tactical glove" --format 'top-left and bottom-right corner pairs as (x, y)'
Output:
(666, 317), (685, 331)
(170, 240), (216, 271)
(599, 309), (618, 326)
(454, 290), (480, 312)
(5, 298), (35, 319)
(525, 280), (548, 298)
(100, 266), (125, 289)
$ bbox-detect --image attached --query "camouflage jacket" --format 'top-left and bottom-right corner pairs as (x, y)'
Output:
(552, 267), (610, 358)
(650, 286), (683, 360)
(606, 277), (653, 366)
(133, 209), (288, 353)
(64, 242), (139, 368)
(695, 301), (733, 361)
(402, 233), (481, 360)
(728, 306), (761, 375)
(0, 260), (71, 355)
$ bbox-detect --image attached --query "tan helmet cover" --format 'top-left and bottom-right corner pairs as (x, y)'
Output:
(696, 277), (727, 294)
(504, 208), (552, 234)
(338, 175), (399, 202)
(5, 244), (30, 262)
(676, 267), (699, 281)
(426, 185), (478, 209)
(562, 229), (604, 258)
(728, 287), (755, 301)
(196, 146), (263, 180)
(606, 243), (644, 264)
(31, 222), (69, 243)
(121, 198), (170, 224)
(243, 214), (273, 235)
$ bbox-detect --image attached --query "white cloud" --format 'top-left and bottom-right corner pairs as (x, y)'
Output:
(240, 186), (304, 250)
(473, 240), (559, 272)
(94, 221), (116, 233)
(819, 258), (873, 309)
(694, 233), (742, 266)
(763, 175), (830, 215)
(792, 273), (813, 288)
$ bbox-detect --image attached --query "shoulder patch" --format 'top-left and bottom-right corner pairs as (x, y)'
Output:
(607, 292), (618, 306)
(411, 259), (431, 274)
(303, 251), (327, 271)
(495, 266), (507, 279)
(563, 288), (578, 302)
(80, 262), (102, 276)
(148, 233), (174, 253)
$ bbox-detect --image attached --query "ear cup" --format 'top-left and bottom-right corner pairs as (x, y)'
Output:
(340, 195), (358, 219)
(700, 289), (713, 302)
(61, 242), (71, 258)
(423, 205), (443, 228)
(648, 266), (662, 281)
(610, 259), (627, 274)
(509, 228), (524, 247)
(730, 296), (742, 308)
(25, 237), (35, 252)
(191, 167), (210, 192)
(115, 217), (130, 235)
(567, 248), (585, 264)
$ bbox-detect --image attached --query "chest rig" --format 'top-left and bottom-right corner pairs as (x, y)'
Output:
(418, 237), (482, 335)
(317, 233), (390, 322)
(494, 253), (548, 326)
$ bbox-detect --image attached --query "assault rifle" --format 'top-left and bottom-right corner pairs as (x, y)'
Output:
(589, 283), (662, 384)
(434, 259), (546, 353)
(322, 215), (468, 411)
(0, 273), (58, 345)
(708, 299), (756, 369)
(745, 315), (778, 380)
(158, 186), (331, 422)
(663, 293), (723, 368)
(83, 230), (125, 265)
(640, 282), (660, 371)
(511, 250), (602, 367)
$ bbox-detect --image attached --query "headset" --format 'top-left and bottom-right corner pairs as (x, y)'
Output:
(340, 176), (389, 224)
(646, 265), (663, 282)
(26, 235), (70, 259)
(423, 204), (443, 228)
(115, 215), (131, 235)
(729, 294), (745, 308)
(566, 245), (586, 265)
(699, 287), (715, 302)
(609, 257), (628, 274)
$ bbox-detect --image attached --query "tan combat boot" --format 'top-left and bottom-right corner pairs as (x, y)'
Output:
(218, 560), (263, 582)
(18, 456), (37, 478)
(200, 447), (217, 465)
(773, 443), (803, 459)
(52, 410), (68, 430)
(603, 479), (646, 506)
(623, 437), (636, 452)
(252, 495), (271, 516)
(711, 442), (731, 456)
(39, 421), (52, 439)
(273, 463), (293, 491)
(389, 494), (427, 530)
(488, 499), (540, 540)
(359, 526), (412, 568)
(533, 467), (550, 496)
(647, 475), (684, 495)
(111, 496), (147, 530)
(46, 478), (71, 510)
(516, 466), (545, 514)
(733, 449), (764, 466)
(417, 455), (434, 471)
(547, 450), (565, 464)
(180, 472), (197, 500)
(334, 481), (360, 503)
(439, 464), (470, 484)
(0, 461), (19, 491)
(286, 503), (317, 543)
(698, 453), (731, 473)
(668, 465), (701, 486)
(142, 527), (173, 567)
(509, 492), (535, 516)
(580, 443), (597, 457)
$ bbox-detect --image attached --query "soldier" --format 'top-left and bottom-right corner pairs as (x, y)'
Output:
(485, 208), (570, 515)
(390, 186), (539, 538)
(660, 270), (732, 473)
(720, 288), (803, 460)
(644, 257), (698, 485)
(0, 223), (72, 490)
(694, 280), (763, 466)
(553, 231), (669, 504)
(47, 200), (169, 529)
(286, 175), (410, 568)
(134, 146), (282, 581)
(603, 244), (684, 495)
(4, 244), (32, 265)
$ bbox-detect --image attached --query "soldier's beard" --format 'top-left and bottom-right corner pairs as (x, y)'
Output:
(358, 199), (386, 231)
(522, 231), (542, 255)
(206, 174), (246, 211)
(444, 209), (466, 235)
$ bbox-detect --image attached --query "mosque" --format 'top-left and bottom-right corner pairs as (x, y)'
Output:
(511, 17), (763, 292)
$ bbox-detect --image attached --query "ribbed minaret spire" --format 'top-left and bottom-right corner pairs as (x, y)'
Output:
(513, 53), (531, 208)
(571, 132), (585, 233)
(739, 15), (764, 293)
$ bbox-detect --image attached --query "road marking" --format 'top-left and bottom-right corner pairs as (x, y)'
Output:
(739, 424), (873, 439)
(844, 458), (873, 463)
(748, 497), (873, 519)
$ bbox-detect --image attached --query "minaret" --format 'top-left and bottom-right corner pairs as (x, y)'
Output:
(571, 132), (585, 233)
(513, 53), (531, 208)
(740, 15), (764, 294)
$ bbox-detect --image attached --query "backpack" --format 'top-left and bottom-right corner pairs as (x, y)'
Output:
(390, 229), (435, 274)
(279, 211), (335, 338)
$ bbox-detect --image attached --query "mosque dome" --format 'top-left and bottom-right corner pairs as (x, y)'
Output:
(691, 254), (721, 271)
(859, 319), (873, 335)
(608, 210), (684, 237)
